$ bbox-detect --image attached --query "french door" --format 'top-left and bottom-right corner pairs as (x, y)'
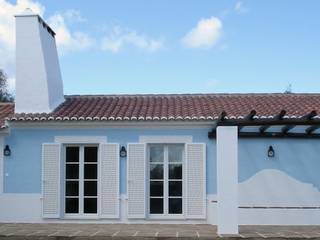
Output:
(148, 144), (184, 216)
(64, 145), (98, 216)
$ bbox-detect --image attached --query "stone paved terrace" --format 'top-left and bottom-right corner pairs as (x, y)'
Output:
(1, 224), (320, 239)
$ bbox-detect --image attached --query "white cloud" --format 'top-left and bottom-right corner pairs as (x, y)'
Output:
(7, 77), (15, 94)
(101, 26), (164, 53)
(0, 0), (93, 91)
(0, 0), (44, 77)
(61, 9), (87, 23)
(234, 1), (248, 14)
(182, 16), (222, 49)
(47, 13), (94, 54)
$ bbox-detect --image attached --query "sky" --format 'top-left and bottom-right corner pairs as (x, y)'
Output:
(0, 0), (320, 95)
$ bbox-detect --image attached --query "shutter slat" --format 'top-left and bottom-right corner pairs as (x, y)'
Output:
(127, 143), (146, 218)
(42, 143), (60, 218)
(100, 143), (120, 218)
(186, 143), (206, 219)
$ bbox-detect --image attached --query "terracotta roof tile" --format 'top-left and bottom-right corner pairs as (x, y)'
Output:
(0, 103), (14, 128)
(4, 93), (320, 123)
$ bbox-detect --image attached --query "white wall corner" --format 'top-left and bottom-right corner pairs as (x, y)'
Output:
(15, 10), (64, 113)
(216, 126), (238, 235)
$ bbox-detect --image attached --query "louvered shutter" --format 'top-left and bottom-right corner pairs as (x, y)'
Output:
(99, 143), (120, 218)
(42, 143), (61, 218)
(186, 143), (206, 219)
(127, 143), (146, 218)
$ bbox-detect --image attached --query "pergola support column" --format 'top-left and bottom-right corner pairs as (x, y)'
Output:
(217, 126), (238, 235)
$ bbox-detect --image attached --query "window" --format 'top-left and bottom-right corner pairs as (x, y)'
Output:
(65, 145), (98, 216)
(148, 144), (184, 216)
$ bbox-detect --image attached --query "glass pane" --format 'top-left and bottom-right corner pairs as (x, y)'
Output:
(84, 198), (97, 214)
(84, 146), (98, 162)
(169, 198), (182, 214)
(169, 164), (182, 179)
(150, 198), (163, 214)
(149, 145), (164, 162)
(84, 181), (97, 196)
(150, 164), (163, 179)
(84, 164), (97, 179)
(169, 181), (182, 196)
(66, 147), (79, 162)
(66, 181), (79, 196)
(66, 164), (79, 179)
(150, 181), (163, 196)
(168, 145), (183, 162)
(65, 198), (79, 213)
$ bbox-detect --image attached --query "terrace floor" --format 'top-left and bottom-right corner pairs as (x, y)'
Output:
(1, 223), (320, 239)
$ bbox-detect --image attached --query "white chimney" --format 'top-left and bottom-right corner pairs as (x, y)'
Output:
(15, 8), (64, 113)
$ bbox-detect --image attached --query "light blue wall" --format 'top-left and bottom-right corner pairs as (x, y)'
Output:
(3, 127), (215, 194)
(239, 138), (320, 190)
(4, 127), (320, 194)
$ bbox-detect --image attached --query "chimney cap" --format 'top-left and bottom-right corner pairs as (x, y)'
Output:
(15, 8), (38, 17)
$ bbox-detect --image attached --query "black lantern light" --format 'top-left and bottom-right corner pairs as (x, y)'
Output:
(3, 145), (11, 156)
(120, 146), (127, 158)
(267, 146), (275, 158)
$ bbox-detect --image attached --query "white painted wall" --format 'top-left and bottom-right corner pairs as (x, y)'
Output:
(0, 194), (215, 224)
(15, 9), (64, 113)
(217, 126), (238, 234)
(0, 194), (42, 222)
(239, 209), (320, 225)
(2, 192), (320, 224)
(239, 169), (320, 207)
(0, 136), (3, 193)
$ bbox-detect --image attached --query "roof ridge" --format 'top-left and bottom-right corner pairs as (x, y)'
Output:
(65, 93), (320, 98)
(0, 102), (15, 105)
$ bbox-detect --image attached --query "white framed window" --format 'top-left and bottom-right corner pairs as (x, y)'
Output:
(64, 145), (98, 217)
(148, 144), (184, 217)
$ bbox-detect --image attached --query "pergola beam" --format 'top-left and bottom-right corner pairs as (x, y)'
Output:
(282, 111), (317, 134)
(208, 110), (319, 139)
(209, 131), (320, 139)
(239, 110), (256, 131)
(239, 131), (320, 138)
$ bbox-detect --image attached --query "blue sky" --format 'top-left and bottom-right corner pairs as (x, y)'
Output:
(1, 0), (320, 94)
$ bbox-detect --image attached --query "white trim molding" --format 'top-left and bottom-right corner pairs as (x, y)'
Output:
(54, 136), (107, 144)
(139, 135), (192, 143)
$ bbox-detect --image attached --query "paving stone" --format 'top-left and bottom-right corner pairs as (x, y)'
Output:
(1, 224), (320, 239)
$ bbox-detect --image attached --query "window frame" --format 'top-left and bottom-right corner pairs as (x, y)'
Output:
(63, 144), (99, 219)
(147, 144), (185, 219)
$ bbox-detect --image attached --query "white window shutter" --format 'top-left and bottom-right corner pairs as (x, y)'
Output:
(99, 143), (120, 218)
(186, 143), (206, 219)
(42, 143), (61, 218)
(127, 143), (146, 218)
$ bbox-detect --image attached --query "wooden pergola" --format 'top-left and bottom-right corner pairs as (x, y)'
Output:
(208, 110), (320, 139)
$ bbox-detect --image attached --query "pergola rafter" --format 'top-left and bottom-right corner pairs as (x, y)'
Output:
(208, 109), (320, 139)
(260, 110), (286, 133)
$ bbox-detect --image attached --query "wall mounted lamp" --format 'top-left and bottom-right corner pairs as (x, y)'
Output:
(120, 146), (127, 158)
(3, 145), (11, 156)
(267, 146), (275, 158)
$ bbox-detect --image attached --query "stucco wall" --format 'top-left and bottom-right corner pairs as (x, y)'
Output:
(3, 127), (215, 194)
(3, 127), (320, 197)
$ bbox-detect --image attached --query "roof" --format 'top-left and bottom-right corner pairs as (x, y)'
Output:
(0, 103), (14, 128)
(4, 93), (320, 124)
